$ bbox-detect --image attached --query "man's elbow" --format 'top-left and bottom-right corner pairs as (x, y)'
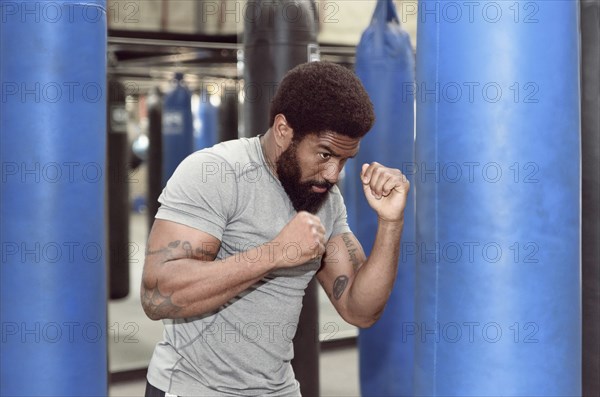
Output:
(140, 277), (171, 321)
(140, 265), (176, 321)
(140, 292), (163, 321)
(344, 310), (383, 329)
(144, 309), (161, 321)
(141, 305), (160, 321)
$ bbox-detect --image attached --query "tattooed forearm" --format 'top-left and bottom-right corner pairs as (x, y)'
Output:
(145, 247), (169, 256)
(146, 240), (218, 262)
(146, 240), (181, 256)
(141, 278), (183, 320)
(333, 275), (349, 300)
(341, 233), (361, 271)
(182, 241), (193, 258)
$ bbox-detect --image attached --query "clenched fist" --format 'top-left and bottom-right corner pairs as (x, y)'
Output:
(361, 162), (410, 223)
(271, 211), (326, 268)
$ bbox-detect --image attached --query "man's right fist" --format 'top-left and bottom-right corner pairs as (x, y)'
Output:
(271, 211), (326, 269)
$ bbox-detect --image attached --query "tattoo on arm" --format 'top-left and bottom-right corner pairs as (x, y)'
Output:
(145, 247), (168, 256)
(333, 275), (349, 300)
(182, 241), (193, 258)
(341, 233), (361, 271)
(146, 240), (218, 262)
(145, 240), (180, 256)
(141, 239), (218, 319)
(142, 278), (183, 319)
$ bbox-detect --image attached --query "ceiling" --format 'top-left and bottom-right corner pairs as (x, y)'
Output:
(108, 29), (357, 94)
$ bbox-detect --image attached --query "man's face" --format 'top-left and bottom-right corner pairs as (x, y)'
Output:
(276, 131), (360, 214)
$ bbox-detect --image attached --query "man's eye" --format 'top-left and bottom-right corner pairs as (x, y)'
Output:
(319, 153), (331, 160)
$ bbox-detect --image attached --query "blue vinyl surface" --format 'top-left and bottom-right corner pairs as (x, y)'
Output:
(414, 1), (581, 395)
(162, 74), (194, 186)
(350, 1), (416, 395)
(1, 1), (108, 395)
(194, 90), (219, 151)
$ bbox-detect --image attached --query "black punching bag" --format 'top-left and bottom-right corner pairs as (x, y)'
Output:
(244, 2), (320, 396)
(243, 0), (319, 136)
(582, 1), (600, 395)
(107, 78), (130, 299)
(218, 85), (240, 142)
(147, 87), (163, 229)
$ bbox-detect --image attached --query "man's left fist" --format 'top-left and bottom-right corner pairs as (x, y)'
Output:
(360, 162), (410, 223)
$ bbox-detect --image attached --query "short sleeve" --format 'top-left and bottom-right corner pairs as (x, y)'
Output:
(330, 187), (352, 238)
(155, 151), (237, 241)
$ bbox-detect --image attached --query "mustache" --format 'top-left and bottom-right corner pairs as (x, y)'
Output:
(309, 181), (334, 190)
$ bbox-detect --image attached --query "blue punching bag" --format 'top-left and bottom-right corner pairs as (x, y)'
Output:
(194, 90), (219, 150)
(0, 1), (108, 395)
(415, 1), (581, 395)
(351, 1), (416, 395)
(162, 72), (194, 186)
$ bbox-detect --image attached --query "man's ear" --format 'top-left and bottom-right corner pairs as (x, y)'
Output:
(273, 114), (293, 149)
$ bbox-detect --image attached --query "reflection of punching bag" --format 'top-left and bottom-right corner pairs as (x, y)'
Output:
(351, 1), (415, 395)
(415, 1), (581, 395)
(162, 73), (194, 186)
(581, 0), (600, 395)
(107, 78), (130, 300)
(243, 0), (319, 136)
(195, 90), (219, 150)
(244, 2), (320, 396)
(1, 1), (108, 395)
(147, 88), (163, 228)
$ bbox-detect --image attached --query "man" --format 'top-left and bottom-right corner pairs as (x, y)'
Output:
(141, 61), (409, 396)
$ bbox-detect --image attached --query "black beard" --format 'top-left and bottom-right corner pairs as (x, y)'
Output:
(276, 142), (333, 214)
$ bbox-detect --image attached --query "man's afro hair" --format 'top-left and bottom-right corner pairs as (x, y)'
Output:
(269, 62), (375, 140)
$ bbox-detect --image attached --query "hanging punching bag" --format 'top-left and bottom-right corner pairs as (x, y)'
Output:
(217, 86), (240, 143)
(195, 90), (219, 150)
(415, 1), (581, 395)
(161, 73), (194, 187)
(243, 0), (319, 137)
(581, 0), (600, 395)
(107, 77), (130, 299)
(243, 2), (320, 396)
(147, 87), (163, 229)
(0, 1), (108, 395)
(218, 85), (239, 142)
(351, 1), (416, 396)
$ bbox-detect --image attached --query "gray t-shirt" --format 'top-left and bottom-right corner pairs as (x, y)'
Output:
(147, 136), (351, 396)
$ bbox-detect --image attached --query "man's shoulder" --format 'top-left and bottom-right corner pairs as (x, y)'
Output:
(193, 137), (258, 165)
(177, 137), (262, 185)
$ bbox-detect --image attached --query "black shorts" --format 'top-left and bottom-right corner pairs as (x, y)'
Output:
(145, 380), (167, 397)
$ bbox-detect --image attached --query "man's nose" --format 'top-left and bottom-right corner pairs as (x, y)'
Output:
(321, 162), (342, 184)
